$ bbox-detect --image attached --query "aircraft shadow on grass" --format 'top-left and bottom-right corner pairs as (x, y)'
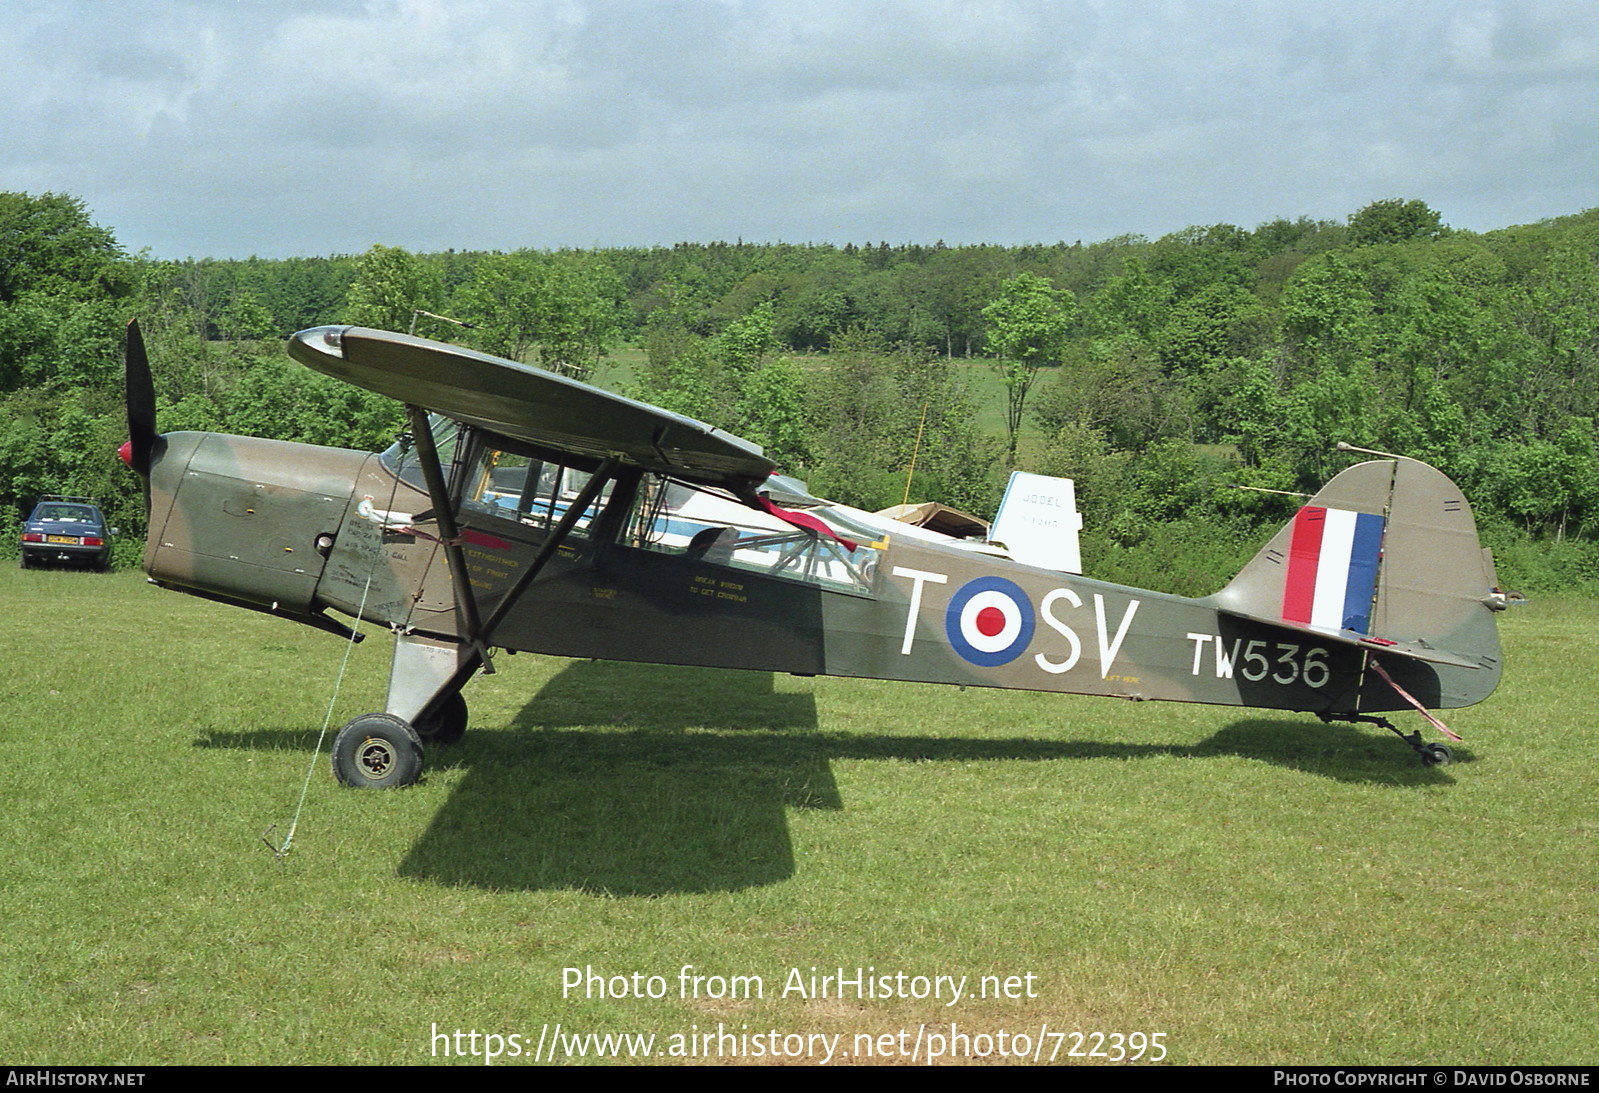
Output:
(197, 659), (1463, 896)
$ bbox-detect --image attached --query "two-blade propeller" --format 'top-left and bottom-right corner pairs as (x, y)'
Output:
(121, 319), (158, 516)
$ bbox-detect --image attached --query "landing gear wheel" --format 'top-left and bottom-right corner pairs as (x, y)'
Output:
(413, 692), (467, 746)
(331, 713), (423, 788)
(1420, 742), (1454, 767)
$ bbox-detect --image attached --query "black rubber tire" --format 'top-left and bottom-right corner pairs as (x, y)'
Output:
(1420, 742), (1454, 767)
(413, 692), (468, 746)
(331, 714), (424, 788)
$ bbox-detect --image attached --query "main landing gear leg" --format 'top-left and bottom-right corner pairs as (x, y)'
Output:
(331, 632), (478, 788)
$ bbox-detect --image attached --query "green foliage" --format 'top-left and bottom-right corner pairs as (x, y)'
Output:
(635, 332), (720, 421)
(1280, 252), (1377, 366)
(982, 271), (1078, 465)
(1348, 198), (1445, 247)
(1079, 518), (1260, 597)
(736, 352), (810, 470)
(1086, 256), (1167, 340)
(716, 299), (780, 370)
(218, 286), (275, 342)
(806, 330), (998, 514)
(0, 191), (129, 304)
(7, 185), (1599, 583)
(1481, 522), (1599, 594)
(631, 303), (809, 469)
(0, 385), (138, 539)
(0, 290), (124, 391)
(218, 352), (405, 452)
(1036, 426), (1246, 569)
(1156, 281), (1271, 377)
(1034, 335), (1191, 451)
(0, 193), (133, 396)
(1033, 420), (1131, 527)
(1499, 233), (1599, 434)
(0, 194), (140, 533)
(454, 252), (546, 361)
(1462, 420), (1599, 539)
(342, 244), (442, 332)
(456, 252), (625, 380)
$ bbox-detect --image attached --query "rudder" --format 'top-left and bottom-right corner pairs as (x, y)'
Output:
(1209, 458), (1505, 706)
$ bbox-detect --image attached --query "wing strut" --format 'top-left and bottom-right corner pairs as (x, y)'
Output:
(406, 406), (494, 673)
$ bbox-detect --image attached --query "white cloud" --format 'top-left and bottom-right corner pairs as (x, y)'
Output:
(1, 0), (1595, 256)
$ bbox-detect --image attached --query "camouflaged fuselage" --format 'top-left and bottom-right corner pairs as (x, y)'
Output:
(141, 429), (1502, 718)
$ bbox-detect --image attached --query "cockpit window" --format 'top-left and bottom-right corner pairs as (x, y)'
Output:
(459, 446), (613, 537)
(629, 474), (875, 595)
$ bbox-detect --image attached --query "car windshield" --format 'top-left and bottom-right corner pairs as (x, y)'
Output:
(33, 505), (97, 523)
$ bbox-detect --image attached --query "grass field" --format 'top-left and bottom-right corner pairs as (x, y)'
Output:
(1, 566), (1593, 1065)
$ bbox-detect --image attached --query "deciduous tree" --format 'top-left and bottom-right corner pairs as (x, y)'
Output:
(982, 272), (1077, 465)
(343, 244), (442, 333)
(1348, 199), (1445, 247)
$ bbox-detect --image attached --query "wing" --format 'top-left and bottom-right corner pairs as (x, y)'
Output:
(286, 326), (777, 487)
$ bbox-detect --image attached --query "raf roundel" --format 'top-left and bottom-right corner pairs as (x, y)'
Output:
(944, 576), (1036, 667)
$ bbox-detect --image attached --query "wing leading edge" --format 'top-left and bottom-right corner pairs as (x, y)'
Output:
(286, 326), (777, 488)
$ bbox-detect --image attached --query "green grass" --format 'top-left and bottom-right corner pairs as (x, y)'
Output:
(590, 345), (645, 394)
(0, 568), (1592, 1064)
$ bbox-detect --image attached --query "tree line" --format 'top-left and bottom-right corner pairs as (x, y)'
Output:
(4, 190), (1598, 592)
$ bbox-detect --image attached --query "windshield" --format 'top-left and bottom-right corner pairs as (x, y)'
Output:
(378, 415), (462, 493)
(31, 504), (99, 523)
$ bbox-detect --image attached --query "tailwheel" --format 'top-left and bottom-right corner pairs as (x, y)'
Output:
(1393, 726), (1453, 767)
(1420, 742), (1454, 767)
(413, 691), (467, 746)
(1318, 711), (1457, 767)
(332, 713), (423, 788)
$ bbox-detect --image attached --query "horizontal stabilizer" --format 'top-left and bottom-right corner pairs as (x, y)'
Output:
(1213, 607), (1491, 669)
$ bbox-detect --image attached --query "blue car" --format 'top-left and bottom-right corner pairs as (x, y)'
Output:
(19, 497), (114, 571)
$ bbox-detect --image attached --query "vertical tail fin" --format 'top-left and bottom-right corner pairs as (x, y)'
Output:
(1212, 458), (1504, 666)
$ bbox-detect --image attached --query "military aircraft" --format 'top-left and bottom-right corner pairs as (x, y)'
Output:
(120, 322), (1509, 789)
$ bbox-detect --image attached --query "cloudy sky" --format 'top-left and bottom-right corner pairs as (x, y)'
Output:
(4, 1), (1596, 259)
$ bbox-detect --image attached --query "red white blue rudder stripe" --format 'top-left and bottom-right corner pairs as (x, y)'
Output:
(1282, 506), (1385, 634)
